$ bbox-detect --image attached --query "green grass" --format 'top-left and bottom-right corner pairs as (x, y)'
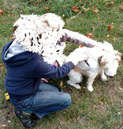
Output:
(0, 0), (123, 129)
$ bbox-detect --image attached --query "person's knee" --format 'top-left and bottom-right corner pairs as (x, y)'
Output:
(62, 93), (71, 108)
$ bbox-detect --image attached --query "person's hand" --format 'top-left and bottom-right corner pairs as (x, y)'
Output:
(52, 61), (59, 67)
(41, 78), (48, 83)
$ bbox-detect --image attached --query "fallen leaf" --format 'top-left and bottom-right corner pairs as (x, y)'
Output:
(44, 7), (50, 11)
(107, 35), (110, 38)
(0, 124), (7, 127)
(99, 101), (104, 105)
(81, 6), (89, 12)
(12, 5), (16, 8)
(0, 64), (3, 67)
(108, 25), (114, 31)
(93, 105), (100, 109)
(118, 112), (121, 115)
(0, 9), (3, 15)
(86, 33), (93, 38)
(10, 37), (15, 40)
(92, 6), (99, 13)
(62, 14), (65, 17)
(106, 1), (114, 6)
(119, 87), (123, 91)
(79, 44), (84, 48)
(82, 86), (86, 89)
(72, 6), (80, 13)
(60, 81), (63, 87)
(120, 4), (123, 11)
(65, 18), (69, 22)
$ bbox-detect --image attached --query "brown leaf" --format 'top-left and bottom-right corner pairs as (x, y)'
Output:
(81, 6), (89, 12)
(108, 25), (114, 31)
(106, 1), (114, 6)
(120, 4), (123, 11)
(60, 81), (63, 87)
(0, 9), (3, 15)
(10, 37), (15, 40)
(0, 124), (7, 127)
(65, 18), (69, 22)
(79, 44), (84, 48)
(92, 6), (99, 13)
(119, 87), (123, 91)
(44, 7), (50, 11)
(99, 101), (104, 105)
(0, 63), (3, 67)
(86, 33), (93, 38)
(72, 6), (80, 13)
(93, 105), (100, 110)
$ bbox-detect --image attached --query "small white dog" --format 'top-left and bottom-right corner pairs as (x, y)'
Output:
(66, 42), (122, 92)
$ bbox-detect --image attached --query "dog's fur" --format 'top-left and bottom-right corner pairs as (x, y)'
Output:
(66, 41), (122, 92)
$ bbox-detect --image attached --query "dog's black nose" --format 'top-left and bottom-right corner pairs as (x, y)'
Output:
(109, 76), (113, 78)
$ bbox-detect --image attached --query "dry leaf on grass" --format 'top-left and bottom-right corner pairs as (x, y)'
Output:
(99, 101), (104, 105)
(72, 6), (80, 13)
(119, 87), (123, 91)
(0, 124), (7, 127)
(120, 4), (123, 11)
(65, 18), (69, 22)
(86, 33), (93, 38)
(106, 1), (114, 6)
(0, 64), (3, 68)
(81, 6), (89, 12)
(0, 9), (3, 15)
(60, 81), (63, 87)
(79, 44), (84, 48)
(44, 7), (50, 11)
(107, 35), (110, 38)
(92, 6), (99, 13)
(93, 105), (100, 110)
(108, 25), (114, 31)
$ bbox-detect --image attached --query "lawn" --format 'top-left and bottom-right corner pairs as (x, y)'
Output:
(0, 0), (123, 129)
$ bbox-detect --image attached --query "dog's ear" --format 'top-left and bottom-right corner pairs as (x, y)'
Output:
(98, 56), (107, 66)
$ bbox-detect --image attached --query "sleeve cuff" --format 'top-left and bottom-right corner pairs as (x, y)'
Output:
(68, 62), (74, 69)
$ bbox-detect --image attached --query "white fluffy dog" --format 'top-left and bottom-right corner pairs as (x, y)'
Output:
(66, 41), (122, 92)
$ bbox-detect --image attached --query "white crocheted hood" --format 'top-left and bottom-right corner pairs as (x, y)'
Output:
(13, 13), (65, 55)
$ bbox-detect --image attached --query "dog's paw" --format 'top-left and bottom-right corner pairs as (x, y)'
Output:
(87, 86), (94, 92)
(101, 76), (108, 81)
(67, 81), (81, 89)
(74, 84), (81, 89)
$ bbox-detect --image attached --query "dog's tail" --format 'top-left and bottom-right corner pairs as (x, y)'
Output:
(63, 29), (99, 48)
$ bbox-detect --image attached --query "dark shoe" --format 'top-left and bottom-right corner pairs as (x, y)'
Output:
(14, 109), (36, 128)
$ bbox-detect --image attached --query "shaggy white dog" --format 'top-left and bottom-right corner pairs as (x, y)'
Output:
(66, 41), (122, 92)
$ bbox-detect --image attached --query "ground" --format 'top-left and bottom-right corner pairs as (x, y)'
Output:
(0, 0), (123, 129)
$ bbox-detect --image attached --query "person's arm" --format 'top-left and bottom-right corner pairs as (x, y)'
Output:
(33, 57), (74, 79)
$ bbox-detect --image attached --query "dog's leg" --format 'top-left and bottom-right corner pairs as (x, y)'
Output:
(87, 76), (95, 92)
(67, 80), (81, 89)
(100, 70), (107, 81)
(67, 70), (82, 89)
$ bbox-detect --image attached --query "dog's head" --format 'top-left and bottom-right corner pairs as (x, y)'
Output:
(98, 50), (122, 77)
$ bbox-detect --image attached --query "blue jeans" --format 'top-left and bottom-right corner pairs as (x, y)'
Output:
(10, 83), (71, 118)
